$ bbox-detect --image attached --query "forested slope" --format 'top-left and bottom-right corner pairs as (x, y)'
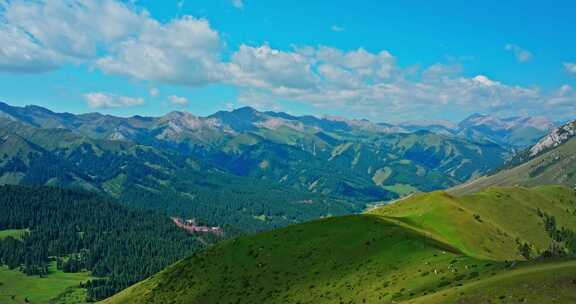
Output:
(0, 185), (207, 301)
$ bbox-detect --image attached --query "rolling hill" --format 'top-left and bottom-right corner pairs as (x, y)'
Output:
(102, 185), (576, 304)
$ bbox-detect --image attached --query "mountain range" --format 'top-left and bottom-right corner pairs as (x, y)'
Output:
(0, 101), (530, 232)
(400, 113), (555, 147)
(0, 99), (574, 304)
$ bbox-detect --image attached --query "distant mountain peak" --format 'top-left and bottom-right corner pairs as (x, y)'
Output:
(232, 106), (259, 114)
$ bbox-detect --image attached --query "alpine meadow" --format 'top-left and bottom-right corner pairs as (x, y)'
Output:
(0, 1), (575, 303)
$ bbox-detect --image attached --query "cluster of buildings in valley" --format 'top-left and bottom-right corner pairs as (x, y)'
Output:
(171, 217), (224, 235)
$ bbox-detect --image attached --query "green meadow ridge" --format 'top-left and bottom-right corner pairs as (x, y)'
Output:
(103, 185), (576, 304)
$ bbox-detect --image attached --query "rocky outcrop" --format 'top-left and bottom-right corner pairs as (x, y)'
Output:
(530, 120), (576, 156)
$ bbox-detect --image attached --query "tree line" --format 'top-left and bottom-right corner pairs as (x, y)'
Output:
(0, 185), (206, 301)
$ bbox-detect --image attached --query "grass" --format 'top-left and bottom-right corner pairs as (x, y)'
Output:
(370, 185), (576, 260)
(104, 185), (576, 304)
(0, 261), (91, 304)
(406, 259), (576, 304)
(450, 137), (576, 195)
(104, 215), (505, 304)
(382, 183), (419, 196)
(0, 229), (28, 240)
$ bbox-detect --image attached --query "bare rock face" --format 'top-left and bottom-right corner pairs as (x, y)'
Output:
(530, 120), (576, 156)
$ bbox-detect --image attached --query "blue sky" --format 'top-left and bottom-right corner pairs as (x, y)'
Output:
(0, 0), (574, 122)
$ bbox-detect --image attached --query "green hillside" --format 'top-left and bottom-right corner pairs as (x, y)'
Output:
(0, 262), (91, 304)
(371, 186), (576, 260)
(406, 260), (576, 304)
(103, 185), (576, 304)
(0, 101), (510, 205)
(450, 137), (576, 195)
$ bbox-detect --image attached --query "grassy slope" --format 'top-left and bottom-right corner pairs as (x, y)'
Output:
(450, 137), (576, 196)
(0, 262), (90, 304)
(371, 186), (576, 260)
(405, 260), (576, 304)
(0, 229), (28, 240)
(104, 186), (576, 304)
(104, 215), (499, 304)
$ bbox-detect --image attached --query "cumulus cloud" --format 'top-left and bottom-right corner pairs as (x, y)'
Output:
(228, 45), (570, 121)
(97, 16), (223, 86)
(505, 44), (533, 63)
(0, 23), (61, 73)
(564, 62), (576, 75)
(226, 44), (318, 90)
(168, 95), (189, 106)
(0, 0), (573, 120)
(0, 0), (147, 72)
(84, 92), (144, 109)
(0, 0), (222, 86)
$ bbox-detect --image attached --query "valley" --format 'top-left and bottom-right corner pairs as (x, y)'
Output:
(0, 102), (518, 233)
(0, 99), (574, 303)
(0, 1), (573, 302)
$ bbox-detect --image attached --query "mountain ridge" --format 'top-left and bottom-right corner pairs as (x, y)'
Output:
(0, 101), (554, 147)
(450, 119), (576, 195)
(0, 101), (511, 202)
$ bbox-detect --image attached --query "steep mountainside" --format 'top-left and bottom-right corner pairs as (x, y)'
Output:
(529, 120), (576, 156)
(103, 185), (576, 304)
(0, 101), (509, 201)
(450, 120), (576, 195)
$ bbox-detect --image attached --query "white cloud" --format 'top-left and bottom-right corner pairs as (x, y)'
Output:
(0, 23), (61, 73)
(228, 44), (573, 121)
(330, 25), (344, 32)
(232, 0), (244, 9)
(0, 0), (146, 73)
(0, 1), (573, 120)
(0, 0), (222, 86)
(505, 44), (533, 63)
(97, 16), (223, 86)
(168, 95), (189, 106)
(564, 62), (576, 75)
(227, 44), (318, 90)
(149, 87), (160, 97)
(84, 92), (144, 109)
